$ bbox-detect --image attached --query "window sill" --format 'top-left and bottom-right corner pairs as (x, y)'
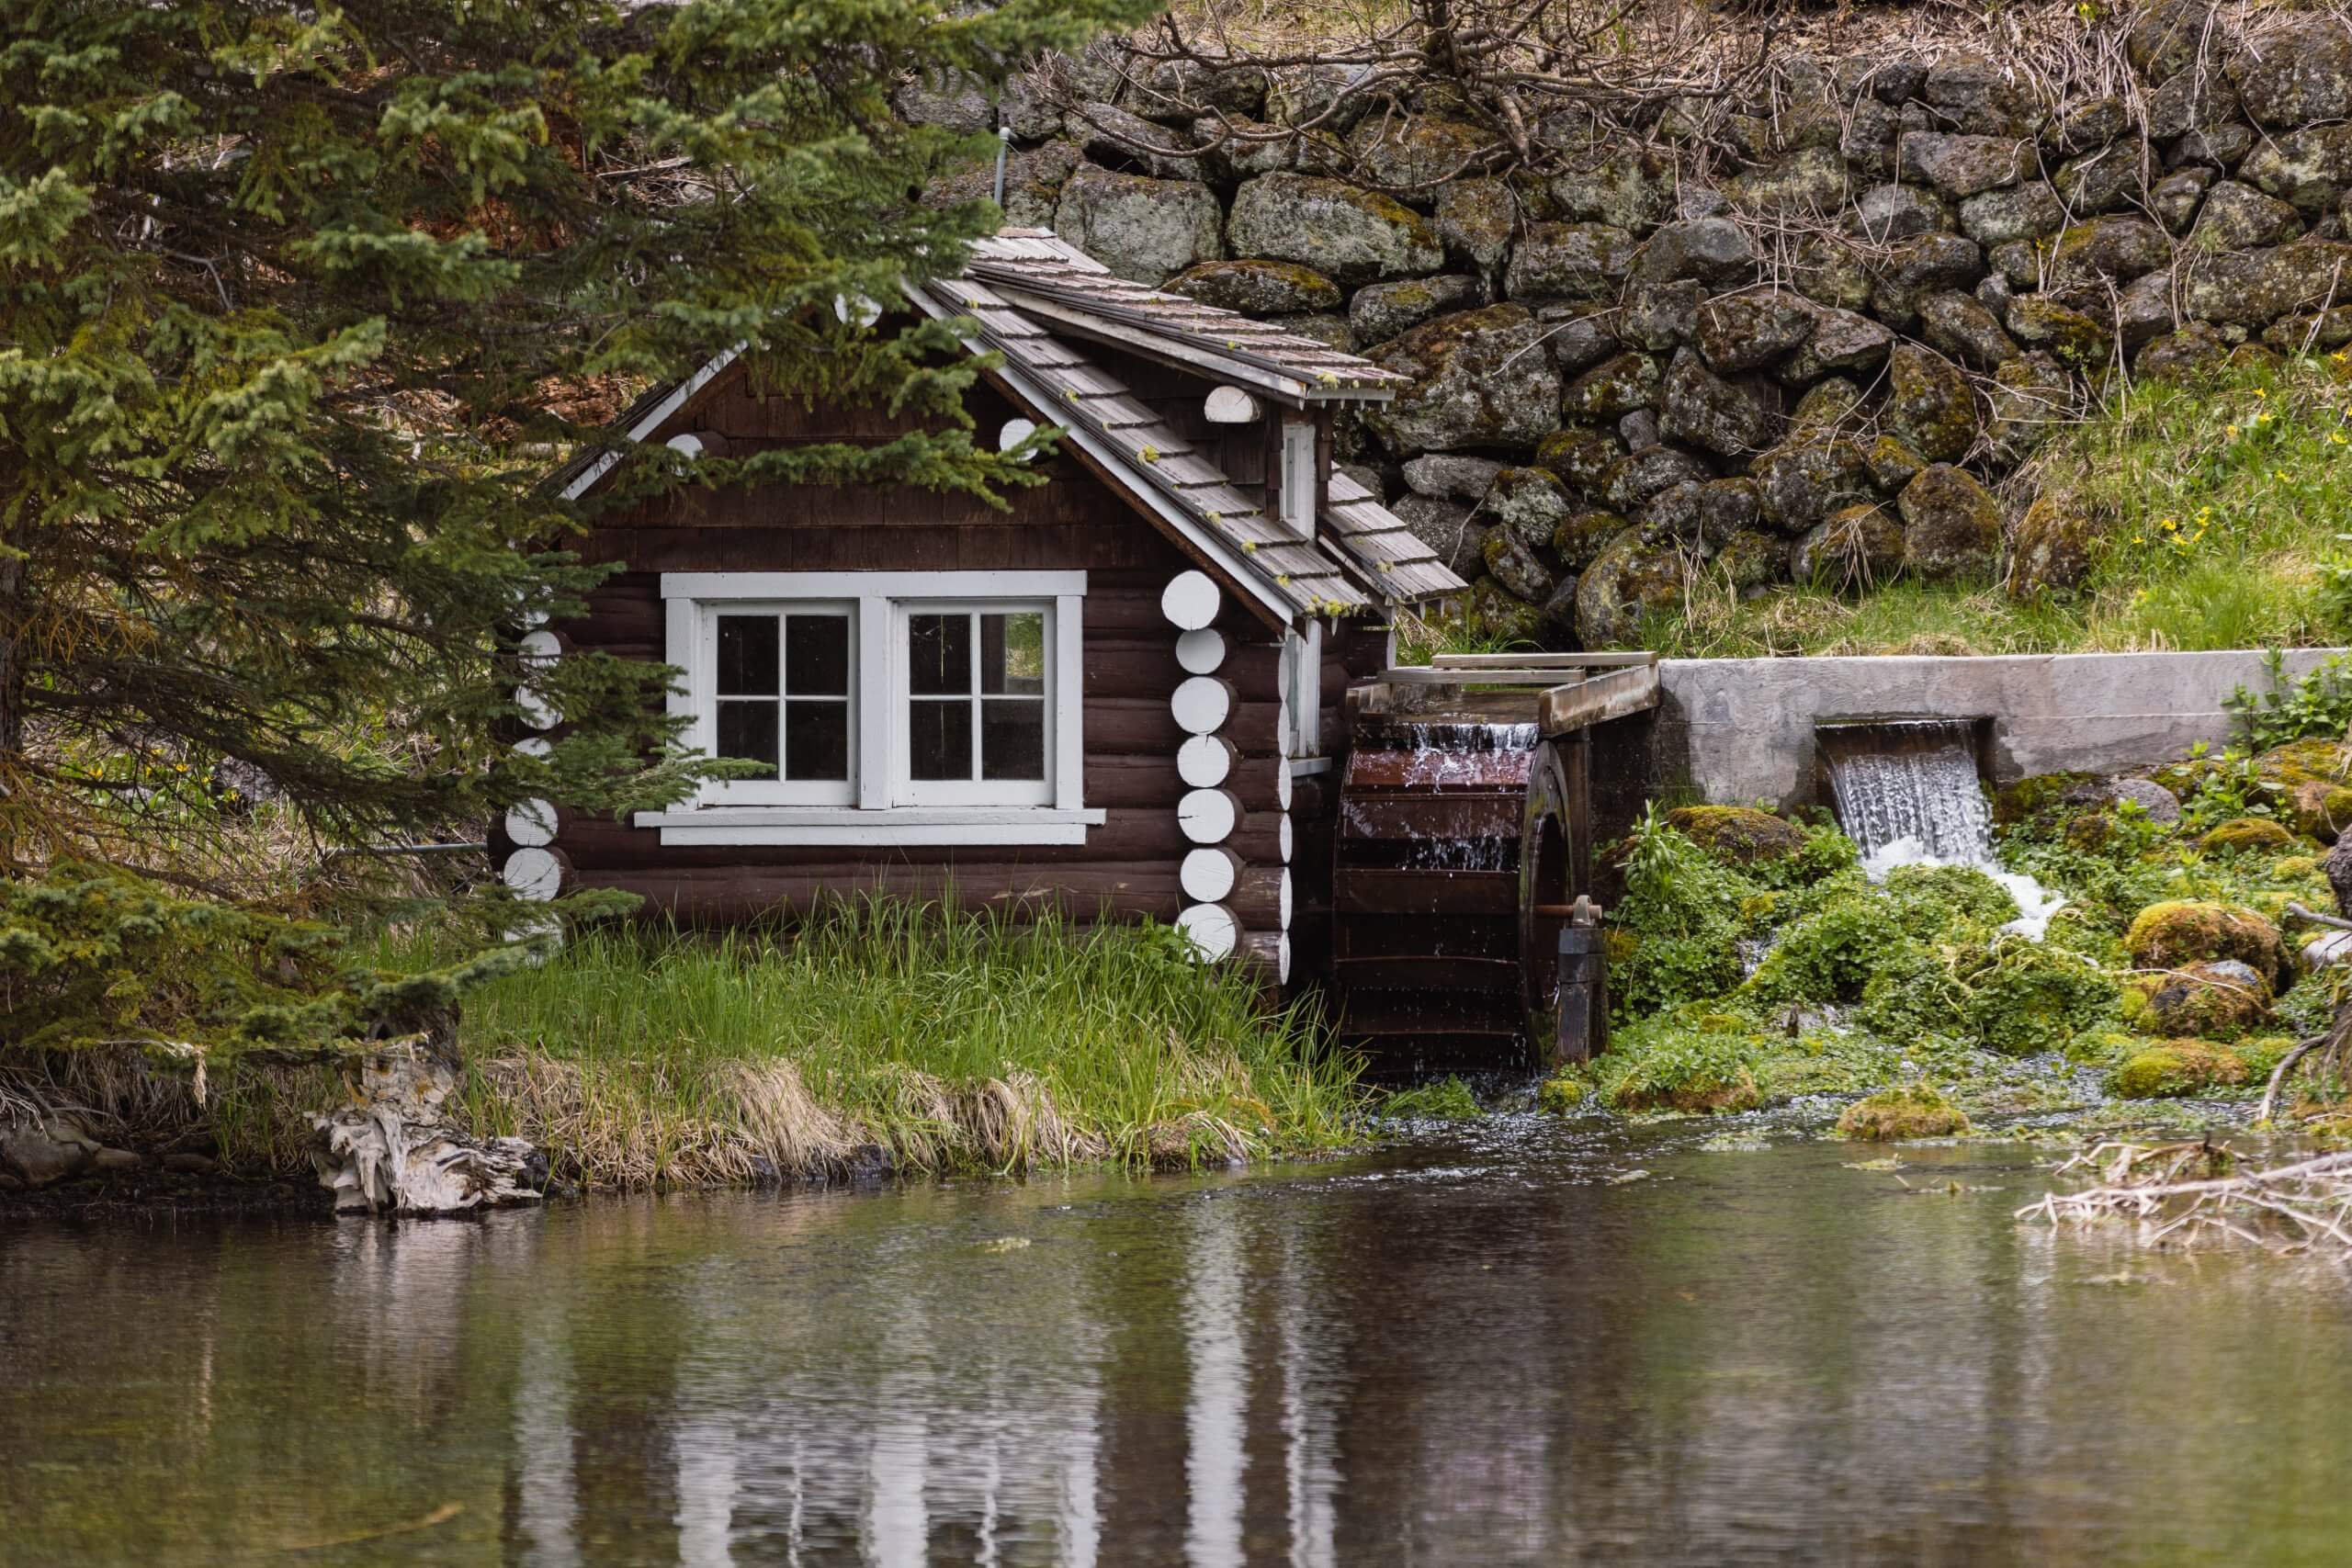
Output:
(630, 806), (1107, 847)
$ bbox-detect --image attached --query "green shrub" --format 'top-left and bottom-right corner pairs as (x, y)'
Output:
(1744, 897), (1900, 1005)
(1883, 863), (2023, 935)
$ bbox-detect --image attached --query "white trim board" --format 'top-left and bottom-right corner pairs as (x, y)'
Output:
(635, 807), (1107, 847)
(559, 344), (744, 502)
(662, 570), (1086, 600)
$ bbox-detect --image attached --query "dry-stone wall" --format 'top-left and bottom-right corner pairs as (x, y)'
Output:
(910, 4), (2352, 647)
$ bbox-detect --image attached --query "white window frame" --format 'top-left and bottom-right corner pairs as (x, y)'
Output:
(639, 571), (1100, 845)
(1278, 418), (1317, 539)
(698, 600), (858, 807)
(892, 598), (1057, 808)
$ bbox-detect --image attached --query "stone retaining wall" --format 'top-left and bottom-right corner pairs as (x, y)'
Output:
(910, 4), (2352, 646)
(1651, 646), (2346, 807)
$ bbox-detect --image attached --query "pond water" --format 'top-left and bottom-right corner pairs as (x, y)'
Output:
(5, 1116), (2351, 1566)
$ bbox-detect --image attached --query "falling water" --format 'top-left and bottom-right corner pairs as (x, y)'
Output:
(1817, 719), (2067, 940)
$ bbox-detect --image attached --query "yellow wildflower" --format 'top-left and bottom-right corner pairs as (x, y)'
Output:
(2253, 388), (2267, 399)
(2226, 423), (2239, 437)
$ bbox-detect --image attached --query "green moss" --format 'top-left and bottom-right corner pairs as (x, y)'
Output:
(1379, 1076), (1482, 1120)
(1835, 1084), (1971, 1141)
(1536, 1071), (1591, 1114)
(1993, 772), (2097, 827)
(2199, 817), (2296, 852)
(2122, 960), (2272, 1038)
(1745, 897), (1899, 1005)
(1592, 1010), (1766, 1114)
(1665, 805), (1807, 865)
(2109, 1040), (2250, 1098)
(1883, 863), (2022, 933)
(2123, 899), (2284, 978)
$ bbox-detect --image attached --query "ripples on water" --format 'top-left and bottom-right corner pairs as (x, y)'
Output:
(5, 1118), (2352, 1566)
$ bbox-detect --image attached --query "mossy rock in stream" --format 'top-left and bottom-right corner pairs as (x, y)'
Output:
(1991, 771), (2097, 827)
(1882, 863), (2021, 932)
(2109, 1040), (2250, 1099)
(1666, 805), (1807, 865)
(1835, 1084), (1971, 1141)
(2120, 959), (2272, 1038)
(2199, 817), (2297, 853)
(2123, 899), (2285, 980)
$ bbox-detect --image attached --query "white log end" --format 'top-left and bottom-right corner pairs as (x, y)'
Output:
(1177, 734), (1237, 790)
(1204, 386), (1262, 424)
(1178, 787), (1240, 846)
(1160, 570), (1221, 632)
(1180, 845), (1242, 903)
(1176, 902), (1240, 963)
(502, 847), (565, 902)
(1171, 675), (1234, 736)
(503, 799), (557, 849)
(1175, 626), (1227, 675)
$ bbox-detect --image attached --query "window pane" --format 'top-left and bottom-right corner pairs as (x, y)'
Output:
(980, 698), (1046, 781)
(717, 615), (778, 696)
(909, 699), (972, 780)
(908, 614), (970, 696)
(785, 615), (850, 695)
(784, 701), (849, 780)
(716, 701), (778, 772)
(981, 612), (1046, 696)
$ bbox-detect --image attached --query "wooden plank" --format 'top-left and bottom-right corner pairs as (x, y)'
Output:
(1431, 650), (1657, 670)
(1539, 664), (1663, 735)
(1331, 955), (1520, 990)
(1338, 795), (1521, 841)
(1333, 867), (1517, 916)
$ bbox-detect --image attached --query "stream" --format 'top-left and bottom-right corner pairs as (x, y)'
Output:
(5, 1113), (2351, 1565)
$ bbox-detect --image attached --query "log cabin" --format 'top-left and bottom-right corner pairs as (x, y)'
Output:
(498, 230), (1465, 992)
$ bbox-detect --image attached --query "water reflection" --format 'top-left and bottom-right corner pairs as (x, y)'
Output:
(6, 1127), (2352, 1566)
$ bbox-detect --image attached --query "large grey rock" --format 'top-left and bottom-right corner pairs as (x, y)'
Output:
(1899, 132), (2034, 197)
(1436, 178), (1516, 273)
(1350, 274), (1485, 346)
(1165, 259), (1341, 315)
(1897, 463), (2002, 580)
(2151, 166), (2218, 233)
(1139, 57), (1267, 122)
(894, 69), (993, 133)
(1724, 145), (1851, 214)
(2117, 269), (2181, 347)
(1600, 445), (1713, 513)
(2228, 15), (2352, 130)
(1658, 353), (1780, 457)
(1550, 146), (1679, 233)
(2193, 181), (2304, 250)
(1959, 182), (2066, 246)
(1227, 173), (1443, 285)
(1577, 526), (1691, 646)
(1871, 232), (1985, 326)
(1917, 290), (2018, 372)
(0, 1114), (97, 1189)
(1694, 290), (1816, 373)
(1751, 433), (1876, 533)
(1925, 51), (2044, 138)
(1053, 166), (1224, 283)
(1617, 280), (1704, 351)
(1777, 302), (1894, 383)
(1885, 342), (1979, 460)
(1191, 118), (1301, 183)
(1565, 351), (1663, 421)
(1843, 97), (1906, 178)
(1505, 221), (1638, 303)
(1403, 453), (1505, 502)
(1393, 492), (1486, 573)
(2127, 0), (2212, 84)
(1366, 304), (1562, 455)
(1795, 503), (1907, 590)
(1266, 63), (1376, 134)
(1987, 352), (2078, 460)
(2134, 322), (2230, 380)
(1850, 183), (1956, 243)
(1475, 467), (1577, 547)
(1347, 116), (1492, 194)
(2047, 96), (2130, 159)
(1480, 527), (1557, 602)
(2007, 295), (2110, 367)
(1631, 218), (1756, 285)
(1070, 100), (1201, 179)
(1792, 376), (1865, 431)
(2048, 215), (2171, 289)
(1791, 232), (1875, 310)
(1540, 308), (1622, 376)
(1534, 427), (1623, 494)
(2241, 124), (2352, 217)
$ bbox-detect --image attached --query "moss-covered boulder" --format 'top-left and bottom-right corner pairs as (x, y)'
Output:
(1751, 432), (1874, 533)
(1897, 464), (2002, 581)
(1565, 351), (1662, 421)
(1667, 805), (1807, 864)
(1227, 172), (1443, 285)
(1658, 352), (1780, 457)
(1883, 344), (1979, 462)
(2199, 818), (2297, 853)
(1792, 377), (1864, 431)
(2284, 779), (2352, 844)
(1866, 434), (1928, 493)
(1552, 145), (1680, 234)
(1165, 258), (1341, 316)
(2122, 959), (2273, 1038)
(1993, 771), (2098, 826)
(1533, 427), (1622, 493)
(1599, 445), (1711, 513)
(2006, 296), (2111, 368)
(1693, 289), (1815, 374)
(1917, 290), (2018, 372)
(1346, 115), (1493, 192)
(1349, 273), (1483, 347)
(1367, 304), (1563, 455)
(1836, 1084), (1972, 1141)
(1552, 508), (1628, 570)
(2255, 738), (2351, 793)
(1898, 132), (2033, 198)
(1713, 528), (1792, 591)
(1796, 503), (1906, 592)
(1577, 526), (1690, 647)
(2007, 495), (2104, 597)
(1052, 165), (1226, 284)
(1505, 221), (1637, 304)
(1475, 467), (1575, 548)
(1435, 176), (1515, 272)
(2109, 1040), (2251, 1099)
(1480, 528), (1556, 603)
(2124, 899), (2285, 978)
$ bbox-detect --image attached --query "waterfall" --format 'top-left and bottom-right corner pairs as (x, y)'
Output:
(1816, 719), (2067, 940)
